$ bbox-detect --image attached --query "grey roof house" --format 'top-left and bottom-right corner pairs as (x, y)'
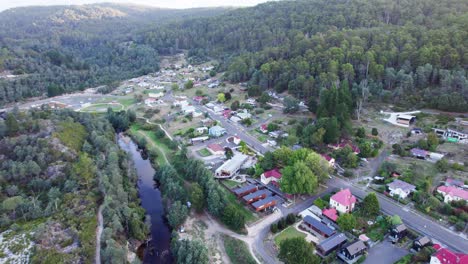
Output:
(387, 179), (416, 199)
(317, 233), (348, 256)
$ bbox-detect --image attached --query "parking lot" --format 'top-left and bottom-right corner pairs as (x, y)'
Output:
(363, 240), (409, 264)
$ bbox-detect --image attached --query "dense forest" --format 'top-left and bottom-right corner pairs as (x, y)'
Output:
(142, 0), (468, 111)
(0, 4), (228, 105)
(0, 108), (146, 262)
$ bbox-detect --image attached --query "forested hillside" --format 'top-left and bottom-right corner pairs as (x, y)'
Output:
(0, 108), (146, 262)
(0, 4), (228, 105)
(143, 0), (468, 111)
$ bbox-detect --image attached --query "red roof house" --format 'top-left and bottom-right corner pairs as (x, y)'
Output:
(207, 143), (225, 156)
(261, 169), (282, 185)
(430, 247), (468, 264)
(260, 124), (268, 133)
(437, 186), (468, 203)
(322, 208), (338, 222)
(320, 154), (336, 167)
(223, 109), (232, 118)
(330, 188), (356, 214)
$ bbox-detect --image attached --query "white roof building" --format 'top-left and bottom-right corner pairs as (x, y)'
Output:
(214, 153), (249, 178)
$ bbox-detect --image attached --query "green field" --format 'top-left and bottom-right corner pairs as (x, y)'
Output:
(198, 148), (212, 157)
(80, 103), (123, 113)
(223, 180), (241, 189)
(226, 192), (258, 223)
(118, 98), (135, 107)
(222, 235), (256, 264)
(129, 124), (173, 165)
(274, 226), (306, 246)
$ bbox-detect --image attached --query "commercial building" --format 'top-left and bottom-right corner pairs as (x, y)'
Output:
(251, 196), (276, 212)
(242, 189), (271, 204)
(214, 153), (249, 178)
(301, 215), (335, 238)
(232, 184), (258, 197)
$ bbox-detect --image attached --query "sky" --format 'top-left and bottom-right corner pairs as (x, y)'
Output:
(0, 0), (272, 11)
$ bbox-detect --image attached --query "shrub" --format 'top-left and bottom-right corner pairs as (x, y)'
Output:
(270, 223), (278, 233)
(286, 213), (296, 225)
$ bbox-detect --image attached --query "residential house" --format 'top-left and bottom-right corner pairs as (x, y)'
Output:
(232, 184), (257, 197)
(226, 136), (241, 145)
(236, 110), (251, 120)
(213, 105), (224, 114)
(223, 109), (232, 119)
(298, 205), (323, 219)
(260, 124), (268, 134)
(173, 99), (189, 107)
(181, 105), (196, 115)
(252, 196), (276, 212)
(413, 236), (432, 252)
(437, 186), (468, 203)
(269, 131), (280, 138)
(201, 118), (215, 127)
(267, 139), (277, 147)
(322, 208), (338, 222)
(330, 188), (357, 214)
(317, 233), (348, 256)
(321, 154), (336, 167)
(396, 114), (416, 127)
(205, 102), (215, 109)
(387, 180), (416, 199)
(329, 142), (361, 154)
(192, 110), (203, 117)
(214, 153), (248, 178)
(230, 116), (242, 123)
(145, 98), (157, 106)
(411, 128), (423, 135)
(209, 126), (227, 137)
(445, 178), (464, 187)
(195, 127), (208, 135)
(148, 92), (164, 98)
(246, 98), (256, 106)
(389, 224), (407, 243)
(338, 240), (367, 263)
(243, 189), (271, 204)
(430, 247), (468, 264)
(190, 136), (209, 144)
(301, 216), (335, 238)
(193, 96), (205, 104)
(411, 148), (429, 159)
(207, 144), (225, 156)
(260, 169), (282, 185)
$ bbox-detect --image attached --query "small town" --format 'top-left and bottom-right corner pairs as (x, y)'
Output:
(2, 52), (466, 264)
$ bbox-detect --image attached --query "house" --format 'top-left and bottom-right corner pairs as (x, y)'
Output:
(193, 96), (205, 104)
(246, 98), (256, 106)
(301, 215), (335, 238)
(232, 184), (257, 197)
(207, 144), (225, 156)
(322, 208), (339, 222)
(195, 127), (208, 135)
(201, 118), (215, 126)
(330, 188), (357, 214)
(223, 109), (232, 119)
(182, 105), (196, 114)
(411, 128), (423, 135)
(321, 154), (336, 167)
(430, 247), (468, 264)
(190, 136), (209, 144)
(437, 186), (468, 203)
(317, 233), (348, 256)
(209, 126), (227, 137)
(148, 92), (164, 98)
(192, 110), (203, 118)
(396, 114), (416, 127)
(445, 178), (464, 187)
(213, 105), (224, 113)
(173, 99), (189, 107)
(145, 98), (157, 106)
(338, 240), (367, 263)
(267, 140), (277, 147)
(433, 128), (468, 144)
(260, 124), (268, 134)
(387, 180), (416, 199)
(243, 189), (271, 204)
(214, 153), (249, 178)
(230, 116), (242, 123)
(251, 196), (276, 212)
(298, 205), (323, 219)
(260, 169), (282, 185)
(411, 148), (429, 159)
(389, 224), (407, 243)
(269, 131), (280, 138)
(236, 111), (252, 120)
(205, 102), (215, 109)
(227, 136), (241, 145)
(329, 142), (361, 154)
(413, 236), (432, 251)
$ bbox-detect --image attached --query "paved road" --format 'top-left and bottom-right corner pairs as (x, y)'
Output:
(328, 177), (468, 254)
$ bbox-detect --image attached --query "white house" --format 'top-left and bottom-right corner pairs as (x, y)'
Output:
(145, 98), (157, 106)
(148, 92), (164, 98)
(260, 169), (282, 185)
(387, 179), (416, 199)
(437, 186), (468, 203)
(215, 153), (248, 178)
(182, 105), (196, 114)
(196, 127), (208, 134)
(237, 110), (252, 120)
(173, 99), (189, 107)
(329, 188), (356, 214)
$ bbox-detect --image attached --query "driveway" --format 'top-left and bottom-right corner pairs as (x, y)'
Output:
(364, 240), (408, 264)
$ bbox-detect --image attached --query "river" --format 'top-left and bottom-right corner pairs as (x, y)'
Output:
(118, 136), (173, 264)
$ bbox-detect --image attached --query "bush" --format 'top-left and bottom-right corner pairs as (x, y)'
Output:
(455, 220), (465, 231)
(286, 213), (296, 225)
(343, 170), (354, 178)
(313, 198), (327, 209)
(372, 128), (378, 136)
(270, 223), (278, 233)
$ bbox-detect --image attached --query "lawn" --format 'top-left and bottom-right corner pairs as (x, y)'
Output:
(222, 180), (241, 189)
(117, 97), (135, 107)
(274, 226), (306, 246)
(129, 124), (173, 165)
(198, 148), (212, 157)
(226, 192), (258, 223)
(80, 103), (122, 113)
(222, 235), (256, 264)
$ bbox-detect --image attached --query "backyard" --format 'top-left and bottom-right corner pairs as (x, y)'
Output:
(274, 226), (306, 247)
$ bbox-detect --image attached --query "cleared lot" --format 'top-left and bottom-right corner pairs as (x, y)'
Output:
(363, 240), (409, 264)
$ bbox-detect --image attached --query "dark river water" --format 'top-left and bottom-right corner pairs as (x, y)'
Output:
(118, 137), (173, 264)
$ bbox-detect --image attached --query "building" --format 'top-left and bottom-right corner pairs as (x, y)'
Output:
(226, 136), (241, 145)
(232, 184), (257, 197)
(214, 153), (249, 178)
(446, 178), (464, 187)
(317, 233), (348, 256)
(190, 136), (209, 144)
(322, 208), (338, 222)
(148, 92), (164, 98)
(387, 180), (416, 199)
(321, 154), (336, 167)
(246, 98), (256, 106)
(338, 240), (367, 263)
(237, 111), (252, 120)
(298, 205), (323, 219)
(209, 126), (227, 137)
(330, 188), (357, 214)
(260, 169), (282, 185)
(243, 189), (271, 204)
(433, 128), (468, 144)
(195, 127), (208, 134)
(301, 215), (335, 238)
(181, 105), (196, 114)
(413, 236), (432, 252)
(207, 144), (225, 156)
(396, 114), (416, 127)
(329, 142), (361, 154)
(260, 124), (268, 134)
(389, 224), (407, 243)
(223, 109), (232, 119)
(251, 196), (276, 212)
(410, 148), (429, 159)
(437, 186), (468, 203)
(145, 98), (157, 106)
(430, 247), (468, 264)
